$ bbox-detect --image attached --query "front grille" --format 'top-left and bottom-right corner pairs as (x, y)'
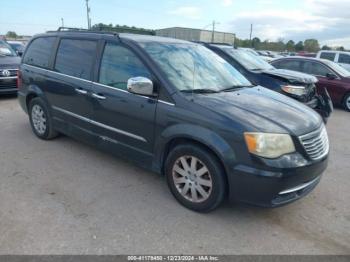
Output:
(0, 69), (18, 77)
(0, 79), (17, 89)
(299, 126), (329, 160)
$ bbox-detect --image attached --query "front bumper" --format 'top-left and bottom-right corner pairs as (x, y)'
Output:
(306, 88), (333, 123)
(0, 77), (17, 95)
(228, 154), (328, 207)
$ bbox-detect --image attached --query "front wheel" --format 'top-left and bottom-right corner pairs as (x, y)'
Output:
(343, 93), (350, 112)
(165, 144), (226, 212)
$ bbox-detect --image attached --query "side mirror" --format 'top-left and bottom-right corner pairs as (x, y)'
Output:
(326, 73), (337, 80)
(16, 50), (23, 57)
(127, 77), (154, 96)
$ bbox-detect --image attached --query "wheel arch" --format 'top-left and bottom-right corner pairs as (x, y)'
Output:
(153, 124), (237, 178)
(25, 85), (46, 112)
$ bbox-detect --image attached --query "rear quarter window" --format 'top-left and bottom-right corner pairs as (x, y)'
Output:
(23, 37), (56, 68)
(54, 39), (97, 80)
(320, 52), (336, 61)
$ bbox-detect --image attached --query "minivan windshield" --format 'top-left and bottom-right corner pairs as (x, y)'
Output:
(322, 59), (350, 78)
(0, 41), (17, 57)
(222, 47), (275, 71)
(140, 43), (252, 92)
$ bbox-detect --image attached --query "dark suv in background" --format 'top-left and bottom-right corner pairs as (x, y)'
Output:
(18, 29), (329, 212)
(0, 40), (20, 95)
(204, 44), (333, 122)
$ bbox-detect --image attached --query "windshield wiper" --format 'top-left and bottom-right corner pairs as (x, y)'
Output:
(221, 85), (254, 92)
(181, 89), (220, 94)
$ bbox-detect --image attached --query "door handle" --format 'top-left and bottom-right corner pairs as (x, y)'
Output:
(92, 93), (106, 100)
(75, 88), (88, 95)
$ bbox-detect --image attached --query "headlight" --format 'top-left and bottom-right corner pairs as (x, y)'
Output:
(244, 132), (295, 158)
(282, 85), (307, 96)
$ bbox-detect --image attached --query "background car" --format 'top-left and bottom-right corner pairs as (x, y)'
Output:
(7, 41), (26, 56)
(316, 50), (350, 72)
(0, 40), (20, 95)
(204, 44), (333, 121)
(272, 57), (350, 111)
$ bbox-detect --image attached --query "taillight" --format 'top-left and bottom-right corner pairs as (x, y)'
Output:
(17, 70), (22, 88)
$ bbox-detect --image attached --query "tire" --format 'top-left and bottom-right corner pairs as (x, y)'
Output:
(28, 97), (58, 140)
(165, 143), (226, 212)
(343, 93), (350, 112)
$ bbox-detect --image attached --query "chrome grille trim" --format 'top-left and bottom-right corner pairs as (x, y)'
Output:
(299, 125), (329, 161)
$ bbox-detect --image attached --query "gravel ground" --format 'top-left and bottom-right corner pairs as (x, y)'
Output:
(0, 96), (349, 255)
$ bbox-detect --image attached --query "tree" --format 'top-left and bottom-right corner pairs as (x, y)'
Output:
(6, 31), (18, 38)
(91, 23), (155, 35)
(295, 41), (304, 52)
(304, 39), (320, 52)
(336, 46), (345, 51)
(321, 45), (331, 50)
(251, 37), (261, 49)
(286, 40), (295, 51)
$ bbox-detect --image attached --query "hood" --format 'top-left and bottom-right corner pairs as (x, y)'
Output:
(262, 68), (318, 84)
(192, 86), (322, 136)
(0, 56), (21, 69)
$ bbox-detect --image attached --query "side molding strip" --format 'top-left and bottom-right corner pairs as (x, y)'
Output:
(52, 106), (147, 143)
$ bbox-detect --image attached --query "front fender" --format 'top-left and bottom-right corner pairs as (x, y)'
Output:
(153, 123), (237, 175)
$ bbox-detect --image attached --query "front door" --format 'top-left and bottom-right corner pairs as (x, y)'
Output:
(90, 42), (157, 166)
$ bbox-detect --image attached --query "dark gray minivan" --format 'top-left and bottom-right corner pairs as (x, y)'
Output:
(18, 29), (329, 212)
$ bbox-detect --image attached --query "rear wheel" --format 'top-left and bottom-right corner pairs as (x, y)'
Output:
(29, 97), (58, 140)
(343, 93), (350, 112)
(165, 144), (226, 212)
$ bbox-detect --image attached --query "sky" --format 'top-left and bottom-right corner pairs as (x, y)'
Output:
(1, 0), (349, 48)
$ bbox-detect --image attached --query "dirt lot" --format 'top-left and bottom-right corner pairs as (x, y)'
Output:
(0, 96), (349, 255)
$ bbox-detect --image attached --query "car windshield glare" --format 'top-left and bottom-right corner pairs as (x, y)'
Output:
(323, 59), (350, 77)
(0, 41), (17, 57)
(139, 43), (251, 92)
(224, 48), (275, 71)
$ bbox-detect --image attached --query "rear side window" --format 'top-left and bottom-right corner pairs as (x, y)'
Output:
(338, 53), (350, 64)
(23, 37), (56, 68)
(54, 39), (97, 80)
(303, 61), (332, 77)
(99, 43), (151, 90)
(274, 60), (302, 72)
(320, 52), (336, 61)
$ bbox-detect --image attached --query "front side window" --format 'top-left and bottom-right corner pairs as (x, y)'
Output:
(140, 43), (251, 92)
(99, 43), (151, 90)
(320, 52), (336, 61)
(338, 53), (350, 64)
(323, 59), (350, 77)
(223, 48), (274, 71)
(54, 39), (97, 80)
(303, 61), (332, 77)
(23, 37), (56, 68)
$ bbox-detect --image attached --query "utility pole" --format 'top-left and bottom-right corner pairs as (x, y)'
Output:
(61, 18), (64, 28)
(211, 20), (220, 43)
(85, 0), (91, 29)
(249, 23), (253, 46)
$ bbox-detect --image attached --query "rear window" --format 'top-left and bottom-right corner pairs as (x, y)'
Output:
(320, 52), (336, 61)
(54, 39), (97, 80)
(23, 37), (56, 68)
(338, 53), (350, 64)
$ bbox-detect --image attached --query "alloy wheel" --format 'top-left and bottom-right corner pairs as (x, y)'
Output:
(31, 104), (47, 135)
(346, 96), (350, 110)
(172, 155), (213, 203)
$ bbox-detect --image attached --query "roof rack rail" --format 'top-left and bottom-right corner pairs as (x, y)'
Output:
(57, 27), (89, 32)
(46, 27), (120, 40)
